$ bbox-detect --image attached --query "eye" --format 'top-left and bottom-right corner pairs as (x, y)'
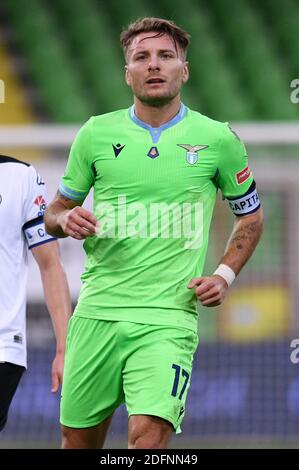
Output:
(134, 54), (146, 61)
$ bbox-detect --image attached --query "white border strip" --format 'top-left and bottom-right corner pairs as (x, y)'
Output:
(1, 122), (299, 147)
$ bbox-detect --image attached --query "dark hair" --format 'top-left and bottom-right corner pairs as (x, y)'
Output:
(120, 17), (190, 60)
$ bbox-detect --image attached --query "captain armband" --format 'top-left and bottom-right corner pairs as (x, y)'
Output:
(226, 181), (261, 216)
(23, 216), (56, 249)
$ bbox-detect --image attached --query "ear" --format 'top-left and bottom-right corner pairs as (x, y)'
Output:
(125, 65), (131, 86)
(182, 61), (189, 84)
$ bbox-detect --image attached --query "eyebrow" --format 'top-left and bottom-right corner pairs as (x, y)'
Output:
(133, 49), (177, 56)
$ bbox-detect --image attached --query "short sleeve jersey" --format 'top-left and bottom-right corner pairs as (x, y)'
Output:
(60, 105), (260, 332)
(0, 156), (55, 367)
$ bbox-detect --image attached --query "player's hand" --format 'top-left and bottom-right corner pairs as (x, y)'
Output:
(51, 351), (65, 393)
(58, 206), (98, 240)
(188, 275), (229, 307)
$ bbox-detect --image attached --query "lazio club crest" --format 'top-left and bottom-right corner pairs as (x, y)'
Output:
(177, 144), (209, 165)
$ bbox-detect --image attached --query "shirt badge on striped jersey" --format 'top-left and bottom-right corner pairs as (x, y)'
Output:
(147, 146), (159, 159)
(177, 144), (209, 165)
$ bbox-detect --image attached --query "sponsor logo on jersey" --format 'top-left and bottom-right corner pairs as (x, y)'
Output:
(236, 166), (251, 184)
(178, 405), (185, 419)
(112, 143), (125, 157)
(177, 144), (209, 165)
(147, 146), (159, 159)
(34, 195), (47, 213)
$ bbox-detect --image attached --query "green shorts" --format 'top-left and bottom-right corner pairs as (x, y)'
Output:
(60, 316), (199, 433)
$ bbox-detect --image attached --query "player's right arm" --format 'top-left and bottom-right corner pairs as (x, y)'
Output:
(45, 192), (97, 240)
(45, 117), (97, 240)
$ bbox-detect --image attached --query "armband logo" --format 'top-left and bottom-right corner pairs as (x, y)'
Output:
(236, 166), (251, 185)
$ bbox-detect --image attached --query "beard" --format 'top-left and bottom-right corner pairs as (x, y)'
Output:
(134, 84), (181, 107)
(138, 95), (175, 107)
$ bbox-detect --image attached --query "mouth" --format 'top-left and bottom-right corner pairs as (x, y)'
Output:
(146, 77), (166, 84)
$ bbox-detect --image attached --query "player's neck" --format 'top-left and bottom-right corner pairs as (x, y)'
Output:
(133, 96), (181, 127)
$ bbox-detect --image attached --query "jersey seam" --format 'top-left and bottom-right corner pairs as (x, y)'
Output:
(216, 122), (228, 192)
(90, 116), (95, 181)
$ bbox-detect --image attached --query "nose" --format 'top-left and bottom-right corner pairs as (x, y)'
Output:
(148, 56), (160, 71)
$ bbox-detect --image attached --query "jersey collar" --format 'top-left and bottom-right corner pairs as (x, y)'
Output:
(129, 102), (187, 143)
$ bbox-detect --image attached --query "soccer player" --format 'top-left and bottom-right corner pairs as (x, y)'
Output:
(0, 155), (72, 431)
(45, 17), (263, 449)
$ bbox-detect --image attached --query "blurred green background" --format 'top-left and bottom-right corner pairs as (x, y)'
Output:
(1, 0), (299, 124)
(0, 0), (299, 449)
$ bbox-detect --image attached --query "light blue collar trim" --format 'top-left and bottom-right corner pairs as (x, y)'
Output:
(129, 103), (187, 143)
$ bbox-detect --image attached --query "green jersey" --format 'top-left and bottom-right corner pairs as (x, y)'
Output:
(60, 104), (259, 332)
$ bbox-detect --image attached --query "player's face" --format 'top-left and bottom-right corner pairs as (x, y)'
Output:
(125, 33), (189, 106)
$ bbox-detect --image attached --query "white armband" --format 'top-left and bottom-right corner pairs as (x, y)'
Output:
(23, 216), (56, 249)
(213, 264), (236, 286)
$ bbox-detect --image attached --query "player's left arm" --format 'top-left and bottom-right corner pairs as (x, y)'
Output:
(32, 240), (72, 392)
(23, 165), (72, 390)
(189, 208), (263, 306)
(189, 123), (263, 307)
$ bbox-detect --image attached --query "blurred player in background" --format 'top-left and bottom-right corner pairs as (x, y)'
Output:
(45, 17), (263, 449)
(0, 155), (72, 431)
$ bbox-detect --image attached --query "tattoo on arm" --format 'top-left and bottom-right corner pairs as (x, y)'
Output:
(231, 220), (260, 250)
(221, 209), (263, 275)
